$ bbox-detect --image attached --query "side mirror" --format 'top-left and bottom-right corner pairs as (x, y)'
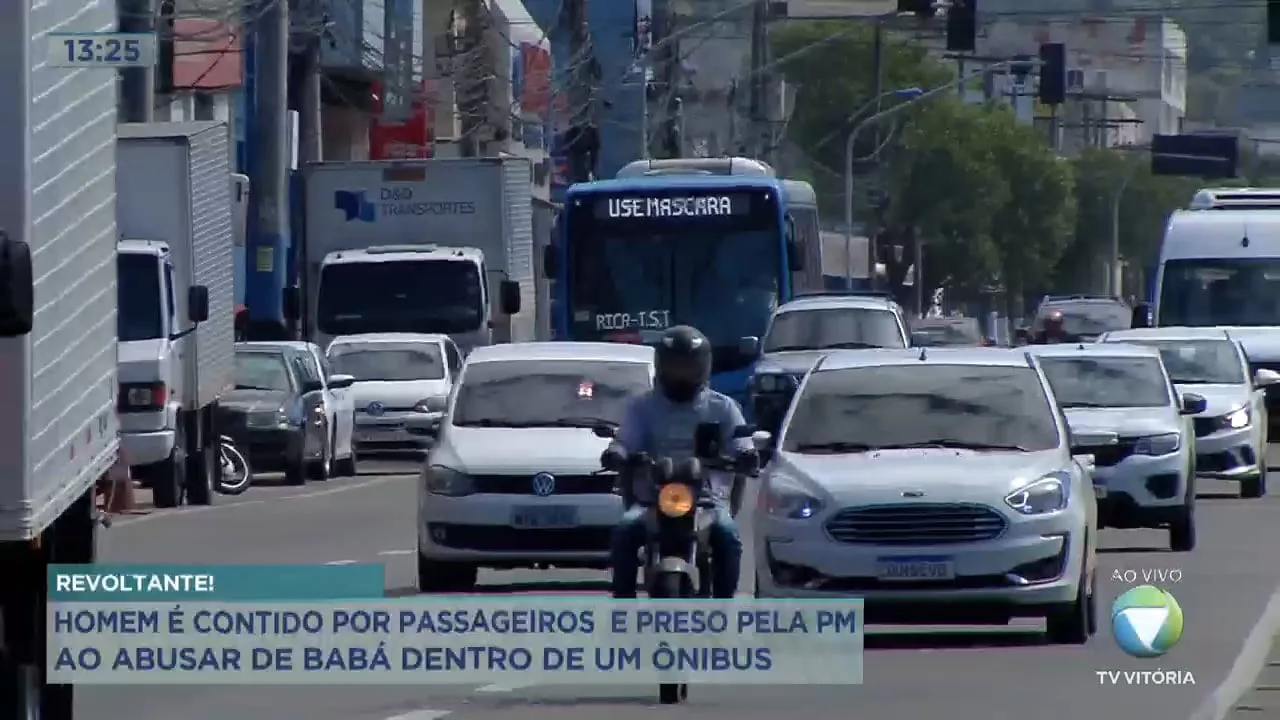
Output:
(1068, 429), (1118, 451)
(1255, 368), (1280, 387)
(541, 245), (557, 279)
(750, 430), (773, 450)
(300, 380), (324, 395)
(592, 424), (618, 439)
(1180, 392), (1207, 415)
(423, 395), (448, 413)
(188, 285), (209, 323)
(1131, 303), (1152, 329)
(499, 280), (521, 315)
(737, 336), (760, 357)
(327, 373), (355, 390)
(0, 230), (33, 337)
(786, 238), (805, 272)
(282, 286), (300, 321)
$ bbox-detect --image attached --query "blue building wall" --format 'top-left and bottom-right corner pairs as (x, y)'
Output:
(521, 0), (644, 181)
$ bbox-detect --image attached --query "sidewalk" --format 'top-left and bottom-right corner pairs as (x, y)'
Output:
(1228, 634), (1280, 718)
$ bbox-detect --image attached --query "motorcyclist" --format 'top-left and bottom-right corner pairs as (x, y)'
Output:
(1033, 309), (1071, 344)
(600, 325), (756, 599)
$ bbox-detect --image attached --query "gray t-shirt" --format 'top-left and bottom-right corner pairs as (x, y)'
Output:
(613, 388), (751, 506)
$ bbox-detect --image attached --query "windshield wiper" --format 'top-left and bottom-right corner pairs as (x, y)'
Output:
(544, 416), (619, 428)
(766, 344), (816, 352)
(874, 440), (1033, 451)
(234, 384), (278, 391)
(821, 341), (881, 350)
(793, 441), (873, 453)
(453, 419), (543, 428)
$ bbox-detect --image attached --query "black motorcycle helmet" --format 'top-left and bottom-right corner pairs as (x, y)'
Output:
(655, 325), (712, 403)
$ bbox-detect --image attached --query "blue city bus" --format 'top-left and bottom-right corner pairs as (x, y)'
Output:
(544, 159), (817, 408)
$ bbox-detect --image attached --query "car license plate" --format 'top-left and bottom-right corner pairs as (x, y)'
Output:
(511, 506), (579, 529)
(875, 556), (955, 581)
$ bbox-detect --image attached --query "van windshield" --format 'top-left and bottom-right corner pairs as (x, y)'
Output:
(1159, 258), (1280, 326)
(316, 260), (484, 336)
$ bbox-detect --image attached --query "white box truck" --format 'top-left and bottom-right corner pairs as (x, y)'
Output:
(0, 0), (120, 714)
(298, 157), (539, 351)
(115, 122), (236, 508)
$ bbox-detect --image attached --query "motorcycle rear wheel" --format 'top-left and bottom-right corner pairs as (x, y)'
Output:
(216, 441), (252, 495)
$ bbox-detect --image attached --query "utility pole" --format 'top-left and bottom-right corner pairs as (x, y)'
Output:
(118, 0), (155, 121)
(458, 0), (487, 157)
(748, 0), (767, 158)
(289, 0), (323, 166)
(244, 0), (290, 340)
(564, 0), (597, 179)
(658, 0), (680, 158)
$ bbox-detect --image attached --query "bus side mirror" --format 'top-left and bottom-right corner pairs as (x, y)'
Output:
(541, 245), (557, 279)
(0, 230), (33, 337)
(500, 280), (521, 314)
(282, 286), (300, 321)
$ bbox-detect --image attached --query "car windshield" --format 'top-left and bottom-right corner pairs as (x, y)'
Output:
(1038, 356), (1171, 408)
(316, 259), (483, 336)
(1113, 339), (1245, 385)
(234, 351), (292, 392)
(764, 308), (905, 351)
(781, 364), (1060, 453)
(452, 360), (651, 428)
(1158, 258), (1280, 327)
(117, 253), (163, 342)
(1036, 300), (1131, 338)
(328, 342), (446, 381)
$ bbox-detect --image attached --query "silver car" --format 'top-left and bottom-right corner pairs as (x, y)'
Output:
(1028, 343), (1203, 552)
(1100, 327), (1280, 499)
(326, 333), (462, 454)
(754, 348), (1104, 645)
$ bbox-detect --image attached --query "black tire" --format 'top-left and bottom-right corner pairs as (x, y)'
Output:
(1170, 479), (1197, 552)
(417, 554), (477, 593)
(1045, 571), (1091, 645)
(659, 683), (681, 704)
(185, 438), (215, 506)
(333, 436), (358, 477)
(151, 422), (186, 508)
(284, 454), (307, 486)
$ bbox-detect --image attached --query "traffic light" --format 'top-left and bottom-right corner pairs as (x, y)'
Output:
(1038, 42), (1066, 105)
(897, 0), (935, 17)
(946, 0), (977, 53)
(1270, 0), (1280, 43)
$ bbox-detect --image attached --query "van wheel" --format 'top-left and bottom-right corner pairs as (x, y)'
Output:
(185, 424), (215, 507)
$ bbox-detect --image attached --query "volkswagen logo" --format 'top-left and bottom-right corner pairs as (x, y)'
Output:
(367, 402), (384, 416)
(531, 472), (556, 496)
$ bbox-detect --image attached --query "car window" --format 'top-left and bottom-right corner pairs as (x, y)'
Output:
(329, 342), (447, 381)
(291, 351), (321, 389)
(453, 360), (652, 428)
(234, 351), (293, 392)
(764, 307), (905, 352)
(782, 364), (1060, 453)
(1112, 339), (1245, 385)
(1035, 300), (1130, 338)
(1038, 356), (1171, 408)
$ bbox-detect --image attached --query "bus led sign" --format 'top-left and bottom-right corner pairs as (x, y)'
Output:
(595, 194), (752, 220)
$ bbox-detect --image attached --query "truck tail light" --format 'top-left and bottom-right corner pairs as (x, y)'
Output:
(118, 382), (167, 412)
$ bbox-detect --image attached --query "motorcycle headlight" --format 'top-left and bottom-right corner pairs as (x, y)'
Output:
(1227, 407), (1251, 429)
(425, 466), (474, 496)
(1134, 432), (1180, 456)
(658, 483), (695, 517)
(763, 476), (823, 519)
(1005, 473), (1069, 515)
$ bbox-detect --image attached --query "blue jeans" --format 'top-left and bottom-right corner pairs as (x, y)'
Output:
(609, 505), (742, 598)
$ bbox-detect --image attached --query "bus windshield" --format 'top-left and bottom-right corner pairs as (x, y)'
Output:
(316, 259), (484, 336)
(566, 188), (782, 372)
(1159, 258), (1280, 327)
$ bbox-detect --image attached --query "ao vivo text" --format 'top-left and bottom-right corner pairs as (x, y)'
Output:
(1110, 568), (1183, 584)
(1095, 669), (1196, 686)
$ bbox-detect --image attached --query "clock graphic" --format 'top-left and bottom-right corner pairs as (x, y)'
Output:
(47, 32), (156, 69)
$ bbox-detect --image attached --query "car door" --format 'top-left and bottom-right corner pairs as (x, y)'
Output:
(317, 348), (354, 458)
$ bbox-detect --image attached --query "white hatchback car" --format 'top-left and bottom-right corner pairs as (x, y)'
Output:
(1100, 327), (1280, 499)
(754, 348), (1104, 644)
(416, 342), (655, 592)
(1029, 343), (1203, 551)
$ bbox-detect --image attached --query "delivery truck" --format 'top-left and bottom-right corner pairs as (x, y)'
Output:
(298, 157), (540, 351)
(115, 122), (236, 508)
(0, 0), (121, 715)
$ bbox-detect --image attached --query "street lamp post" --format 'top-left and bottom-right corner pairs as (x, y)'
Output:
(1109, 155), (1145, 297)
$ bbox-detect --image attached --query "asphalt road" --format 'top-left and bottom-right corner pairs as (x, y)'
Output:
(79, 458), (1280, 720)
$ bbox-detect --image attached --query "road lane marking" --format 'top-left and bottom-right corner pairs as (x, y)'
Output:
(379, 549), (414, 556)
(383, 711), (452, 720)
(1190, 580), (1280, 720)
(476, 682), (536, 693)
(324, 560), (358, 565)
(110, 475), (409, 528)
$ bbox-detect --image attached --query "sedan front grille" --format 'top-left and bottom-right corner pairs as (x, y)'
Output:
(825, 503), (1007, 545)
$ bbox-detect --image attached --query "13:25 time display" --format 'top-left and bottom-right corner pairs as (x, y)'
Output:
(47, 33), (155, 68)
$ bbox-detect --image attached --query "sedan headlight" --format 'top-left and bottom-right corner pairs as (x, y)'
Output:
(1227, 407), (1251, 429)
(1134, 432), (1180, 456)
(424, 466), (474, 496)
(246, 408), (290, 429)
(412, 398), (438, 413)
(762, 476), (823, 519)
(1005, 473), (1069, 515)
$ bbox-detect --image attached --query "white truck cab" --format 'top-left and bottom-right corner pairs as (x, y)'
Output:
(311, 244), (520, 353)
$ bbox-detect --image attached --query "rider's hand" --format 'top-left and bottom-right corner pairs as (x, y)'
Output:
(732, 448), (759, 474)
(600, 446), (626, 472)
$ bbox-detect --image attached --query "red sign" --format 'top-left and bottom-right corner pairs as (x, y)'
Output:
(520, 42), (551, 117)
(369, 79), (435, 160)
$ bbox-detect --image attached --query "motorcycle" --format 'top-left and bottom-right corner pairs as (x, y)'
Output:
(595, 422), (769, 705)
(215, 434), (252, 495)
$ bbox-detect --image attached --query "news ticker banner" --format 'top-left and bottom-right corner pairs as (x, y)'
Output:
(48, 565), (864, 686)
